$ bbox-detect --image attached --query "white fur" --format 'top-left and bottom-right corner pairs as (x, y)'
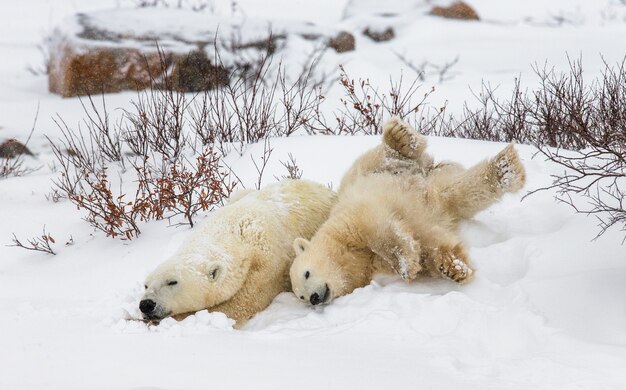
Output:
(142, 179), (337, 327)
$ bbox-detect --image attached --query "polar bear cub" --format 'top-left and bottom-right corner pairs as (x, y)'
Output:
(140, 179), (337, 327)
(290, 118), (526, 306)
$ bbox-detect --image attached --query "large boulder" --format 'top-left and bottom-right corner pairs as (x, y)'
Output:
(49, 44), (168, 97)
(47, 9), (317, 97)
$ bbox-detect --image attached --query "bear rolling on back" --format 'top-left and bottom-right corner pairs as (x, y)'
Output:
(290, 118), (526, 306)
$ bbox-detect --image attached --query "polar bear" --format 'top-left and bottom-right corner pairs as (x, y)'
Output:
(290, 117), (526, 306)
(139, 179), (336, 327)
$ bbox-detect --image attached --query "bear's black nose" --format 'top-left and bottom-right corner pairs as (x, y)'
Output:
(310, 293), (321, 305)
(139, 299), (156, 314)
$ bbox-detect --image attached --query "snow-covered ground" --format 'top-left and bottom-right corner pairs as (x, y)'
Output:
(1, 1), (625, 389)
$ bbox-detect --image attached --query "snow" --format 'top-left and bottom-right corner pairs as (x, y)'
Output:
(1, 0), (626, 389)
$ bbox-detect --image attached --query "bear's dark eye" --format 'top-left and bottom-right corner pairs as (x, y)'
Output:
(300, 296), (305, 300)
(305, 271), (310, 279)
(167, 280), (178, 286)
(144, 285), (148, 290)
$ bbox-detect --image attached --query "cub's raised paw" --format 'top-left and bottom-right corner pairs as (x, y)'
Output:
(435, 244), (474, 284)
(493, 144), (526, 193)
(382, 117), (426, 160)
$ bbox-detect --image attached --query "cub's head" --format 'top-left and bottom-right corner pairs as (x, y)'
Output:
(290, 236), (369, 306)
(139, 250), (248, 321)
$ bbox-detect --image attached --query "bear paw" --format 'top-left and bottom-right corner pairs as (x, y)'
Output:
(493, 144), (526, 193)
(382, 117), (426, 160)
(435, 245), (474, 284)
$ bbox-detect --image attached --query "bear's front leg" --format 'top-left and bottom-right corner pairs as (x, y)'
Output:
(429, 243), (474, 284)
(369, 218), (423, 281)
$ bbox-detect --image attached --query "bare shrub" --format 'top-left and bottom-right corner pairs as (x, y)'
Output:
(326, 65), (434, 135)
(277, 153), (303, 180)
(190, 47), (327, 154)
(0, 149), (30, 179)
(394, 52), (460, 83)
(49, 125), (143, 239)
(249, 138), (273, 190)
(45, 189), (63, 203)
(9, 227), (57, 255)
(50, 95), (235, 238)
(526, 58), (626, 240)
(132, 147), (235, 227)
(50, 81), (235, 239)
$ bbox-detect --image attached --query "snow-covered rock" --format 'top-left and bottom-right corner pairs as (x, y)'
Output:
(47, 8), (354, 97)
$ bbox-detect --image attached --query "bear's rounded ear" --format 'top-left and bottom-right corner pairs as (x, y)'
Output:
(205, 263), (223, 282)
(293, 237), (310, 256)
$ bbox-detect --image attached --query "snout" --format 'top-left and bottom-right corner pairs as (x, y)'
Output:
(139, 297), (170, 321)
(309, 284), (330, 306)
(139, 299), (156, 314)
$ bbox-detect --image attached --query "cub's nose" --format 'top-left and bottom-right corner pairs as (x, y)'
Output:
(310, 293), (321, 305)
(139, 299), (156, 314)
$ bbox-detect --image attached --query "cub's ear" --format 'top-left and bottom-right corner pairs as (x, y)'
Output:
(293, 237), (310, 256)
(204, 262), (224, 282)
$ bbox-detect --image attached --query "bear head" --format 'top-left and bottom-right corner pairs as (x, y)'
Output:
(290, 236), (372, 306)
(139, 247), (251, 321)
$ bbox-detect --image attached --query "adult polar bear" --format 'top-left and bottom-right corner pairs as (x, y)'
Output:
(139, 180), (336, 327)
(290, 117), (526, 306)
(138, 127), (421, 327)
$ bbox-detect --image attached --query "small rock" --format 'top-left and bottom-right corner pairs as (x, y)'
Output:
(0, 139), (33, 159)
(328, 31), (356, 53)
(363, 27), (395, 42)
(430, 1), (480, 21)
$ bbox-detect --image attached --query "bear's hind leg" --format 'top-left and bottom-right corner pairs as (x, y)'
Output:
(383, 117), (426, 159)
(493, 144), (526, 193)
(382, 117), (434, 171)
(436, 144), (526, 220)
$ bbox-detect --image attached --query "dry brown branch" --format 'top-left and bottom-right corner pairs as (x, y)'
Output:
(9, 226), (57, 255)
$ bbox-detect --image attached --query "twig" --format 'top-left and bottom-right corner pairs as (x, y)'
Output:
(9, 226), (57, 255)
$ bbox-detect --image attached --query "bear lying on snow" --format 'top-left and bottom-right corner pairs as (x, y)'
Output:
(139, 179), (337, 327)
(290, 117), (526, 306)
